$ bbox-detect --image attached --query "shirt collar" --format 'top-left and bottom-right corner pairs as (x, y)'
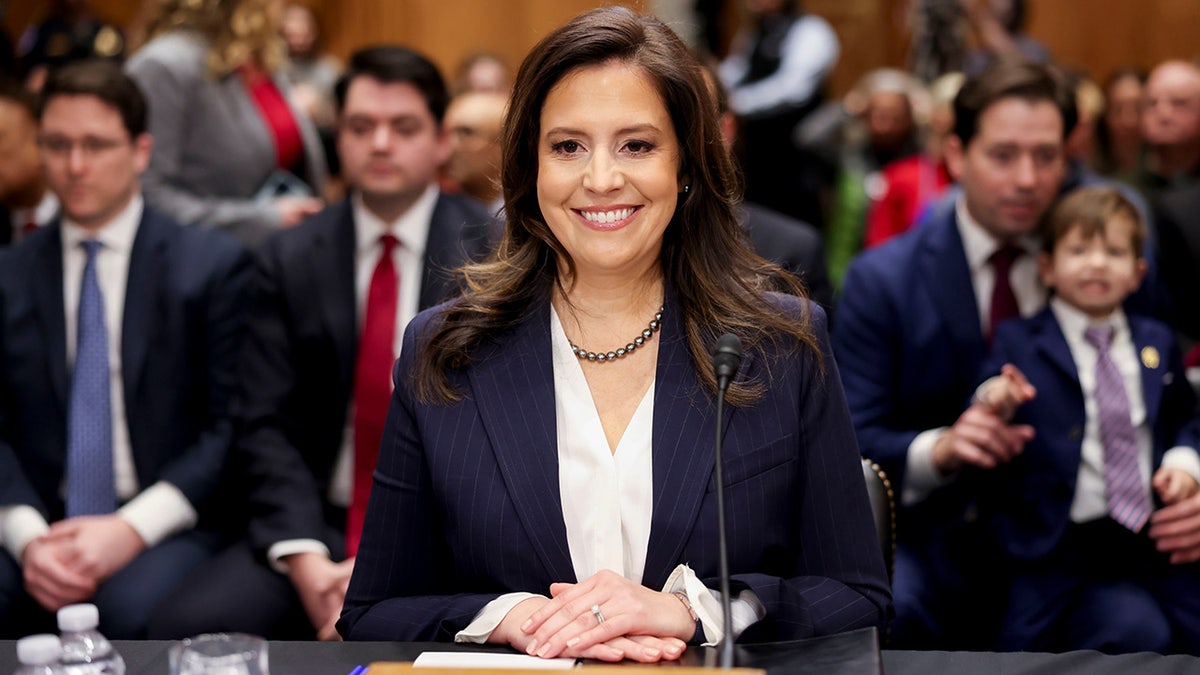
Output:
(1049, 295), (1129, 343)
(60, 193), (143, 255)
(352, 184), (439, 256)
(955, 195), (1041, 272)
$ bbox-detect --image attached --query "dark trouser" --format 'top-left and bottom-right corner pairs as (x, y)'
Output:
(147, 521), (345, 640)
(997, 518), (1200, 655)
(0, 529), (218, 639)
(889, 525), (1008, 650)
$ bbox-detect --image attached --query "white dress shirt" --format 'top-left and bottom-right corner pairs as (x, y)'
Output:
(267, 185), (438, 570)
(1048, 299), (1200, 521)
(902, 196), (1046, 505)
(0, 194), (198, 564)
(453, 306), (765, 646)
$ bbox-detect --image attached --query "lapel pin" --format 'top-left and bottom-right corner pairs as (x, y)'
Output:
(1141, 346), (1160, 369)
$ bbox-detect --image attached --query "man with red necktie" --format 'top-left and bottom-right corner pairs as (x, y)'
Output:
(149, 46), (495, 641)
(836, 59), (1068, 650)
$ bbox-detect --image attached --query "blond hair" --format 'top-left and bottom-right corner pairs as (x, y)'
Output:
(145, 0), (285, 77)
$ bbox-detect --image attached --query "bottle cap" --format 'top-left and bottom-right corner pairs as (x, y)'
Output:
(16, 634), (62, 665)
(57, 603), (100, 632)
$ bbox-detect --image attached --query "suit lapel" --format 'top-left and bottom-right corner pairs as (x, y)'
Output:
(467, 299), (575, 583)
(315, 201), (358, 392)
(121, 211), (169, 398)
(33, 224), (68, 402)
(419, 194), (450, 311)
(641, 291), (744, 590)
(919, 209), (985, 364)
(1032, 308), (1081, 385)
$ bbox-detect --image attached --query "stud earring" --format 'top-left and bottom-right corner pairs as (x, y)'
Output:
(683, 185), (690, 194)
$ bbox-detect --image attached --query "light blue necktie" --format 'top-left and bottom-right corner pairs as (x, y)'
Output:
(65, 239), (116, 517)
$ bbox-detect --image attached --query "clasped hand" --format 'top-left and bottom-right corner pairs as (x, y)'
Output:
(22, 515), (146, 612)
(495, 570), (693, 662)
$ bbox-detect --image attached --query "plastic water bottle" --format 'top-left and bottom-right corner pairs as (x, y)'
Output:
(56, 605), (125, 675)
(13, 634), (65, 674)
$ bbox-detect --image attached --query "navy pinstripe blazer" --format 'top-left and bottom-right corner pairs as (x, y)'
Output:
(338, 291), (891, 642)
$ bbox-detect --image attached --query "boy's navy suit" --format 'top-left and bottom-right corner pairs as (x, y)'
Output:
(981, 307), (1200, 653)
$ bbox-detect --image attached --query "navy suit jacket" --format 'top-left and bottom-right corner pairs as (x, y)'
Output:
(338, 292), (891, 642)
(835, 195), (986, 536)
(979, 308), (1200, 560)
(0, 206), (251, 522)
(234, 194), (494, 554)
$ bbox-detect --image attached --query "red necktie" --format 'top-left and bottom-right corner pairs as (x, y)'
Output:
(346, 234), (399, 557)
(987, 245), (1021, 343)
(22, 219), (37, 236)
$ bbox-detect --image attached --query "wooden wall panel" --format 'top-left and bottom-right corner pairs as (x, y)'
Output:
(4, 0), (1200, 98)
(1024, 0), (1200, 83)
(311, 0), (642, 84)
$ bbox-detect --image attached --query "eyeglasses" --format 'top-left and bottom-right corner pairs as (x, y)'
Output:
(37, 135), (129, 158)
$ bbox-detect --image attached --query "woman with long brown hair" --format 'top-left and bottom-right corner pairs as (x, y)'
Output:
(339, 6), (889, 661)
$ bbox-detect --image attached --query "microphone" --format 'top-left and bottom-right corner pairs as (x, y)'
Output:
(710, 333), (742, 668)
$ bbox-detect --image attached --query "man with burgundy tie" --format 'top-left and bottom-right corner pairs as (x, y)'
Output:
(148, 46), (494, 640)
(971, 186), (1200, 653)
(834, 59), (1073, 649)
(0, 62), (251, 638)
(0, 79), (57, 247)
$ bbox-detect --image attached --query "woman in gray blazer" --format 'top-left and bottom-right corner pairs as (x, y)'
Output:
(127, 0), (328, 248)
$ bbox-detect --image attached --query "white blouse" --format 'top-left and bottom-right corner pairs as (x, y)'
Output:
(454, 306), (763, 646)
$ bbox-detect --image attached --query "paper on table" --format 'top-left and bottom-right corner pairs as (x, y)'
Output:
(412, 652), (577, 670)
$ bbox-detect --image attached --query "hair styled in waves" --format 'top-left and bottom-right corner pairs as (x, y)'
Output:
(414, 6), (819, 407)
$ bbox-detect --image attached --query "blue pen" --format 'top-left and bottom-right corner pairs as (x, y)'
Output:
(347, 666), (367, 675)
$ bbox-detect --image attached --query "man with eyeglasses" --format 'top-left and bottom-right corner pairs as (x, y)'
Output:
(0, 60), (252, 638)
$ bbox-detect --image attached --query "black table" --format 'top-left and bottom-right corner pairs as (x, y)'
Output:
(3, 630), (1199, 675)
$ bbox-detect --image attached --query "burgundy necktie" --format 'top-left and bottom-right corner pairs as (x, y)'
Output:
(346, 234), (399, 557)
(22, 219), (37, 237)
(987, 245), (1021, 343)
(1084, 325), (1153, 532)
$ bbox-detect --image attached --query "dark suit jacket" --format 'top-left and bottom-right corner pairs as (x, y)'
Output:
(834, 196), (986, 536)
(0, 206), (251, 522)
(980, 308), (1200, 561)
(338, 291), (891, 642)
(740, 202), (835, 316)
(236, 194), (494, 555)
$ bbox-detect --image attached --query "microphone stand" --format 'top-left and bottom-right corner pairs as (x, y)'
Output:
(711, 334), (742, 668)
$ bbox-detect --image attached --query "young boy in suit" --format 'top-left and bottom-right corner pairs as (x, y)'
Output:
(974, 186), (1200, 654)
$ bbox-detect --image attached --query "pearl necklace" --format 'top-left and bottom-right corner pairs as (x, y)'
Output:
(568, 306), (664, 364)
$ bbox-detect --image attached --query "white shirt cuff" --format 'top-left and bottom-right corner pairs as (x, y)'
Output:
(0, 505), (50, 565)
(902, 427), (955, 507)
(268, 540), (333, 574)
(1162, 446), (1200, 486)
(662, 563), (764, 646)
(454, 592), (545, 643)
(117, 481), (197, 547)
